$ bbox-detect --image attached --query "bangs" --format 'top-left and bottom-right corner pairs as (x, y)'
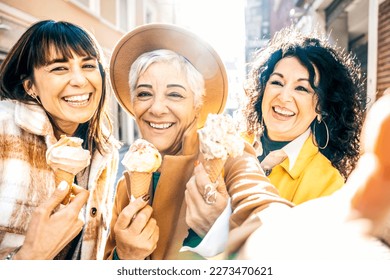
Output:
(30, 22), (99, 68)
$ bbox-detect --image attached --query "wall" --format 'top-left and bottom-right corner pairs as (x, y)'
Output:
(377, 0), (390, 98)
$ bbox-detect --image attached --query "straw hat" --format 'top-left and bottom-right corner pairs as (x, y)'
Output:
(110, 23), (228, 128)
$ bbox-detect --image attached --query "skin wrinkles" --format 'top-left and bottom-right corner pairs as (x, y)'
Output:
(133, 61), (198, 157)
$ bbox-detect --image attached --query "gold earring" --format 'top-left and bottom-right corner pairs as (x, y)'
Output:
(29, 92), (41, 104)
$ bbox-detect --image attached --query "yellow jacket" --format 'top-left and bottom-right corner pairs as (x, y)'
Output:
(105, 125), (292, 260)
(242, 132), (344, 205)
(270, 135), (344, 204)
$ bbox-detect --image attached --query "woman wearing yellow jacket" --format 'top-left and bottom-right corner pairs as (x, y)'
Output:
(241, 26), (366, 205)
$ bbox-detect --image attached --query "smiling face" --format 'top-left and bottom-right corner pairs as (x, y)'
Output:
(262, 56), (318, 141)
(25, 49), (103, 137)
(132, 61), (198, 156)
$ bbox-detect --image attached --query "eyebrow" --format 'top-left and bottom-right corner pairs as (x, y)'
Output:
(167, 84), (186, 90)
(270, 72), (310, 82)
(46, 56), (95, 65)
(136, 84), (187, 90)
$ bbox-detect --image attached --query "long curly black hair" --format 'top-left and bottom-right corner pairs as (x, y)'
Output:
(243, 26), (366, 180)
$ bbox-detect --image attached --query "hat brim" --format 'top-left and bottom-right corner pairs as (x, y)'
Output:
(110, 23), (228, 128)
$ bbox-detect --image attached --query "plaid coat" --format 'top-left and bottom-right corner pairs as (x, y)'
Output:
(0, 100), (119, 259)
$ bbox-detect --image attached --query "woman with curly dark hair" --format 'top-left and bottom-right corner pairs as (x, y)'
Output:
(241, 26), (366, 205)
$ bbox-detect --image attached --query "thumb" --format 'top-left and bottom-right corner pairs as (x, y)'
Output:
(45, 181), (70, 211)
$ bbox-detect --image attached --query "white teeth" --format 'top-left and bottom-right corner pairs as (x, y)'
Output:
(64, 93), (90, 102)
(274, 106), (294, 116)
(149, 122), (173, 129)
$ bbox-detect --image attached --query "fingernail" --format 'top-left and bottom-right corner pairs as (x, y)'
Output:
(194, 160), (200, 167)
(142, 194), (150, 201)
(58, 181), (68, 191)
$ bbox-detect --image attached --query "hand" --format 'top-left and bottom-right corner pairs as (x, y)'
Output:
(350, 94), (390, 231)
(14, 181), (89, 259)
(185, 162), (229, 237)
(114, 195), (159, 259)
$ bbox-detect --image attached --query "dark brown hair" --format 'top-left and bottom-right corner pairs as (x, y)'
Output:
(0, 20), (114, 154)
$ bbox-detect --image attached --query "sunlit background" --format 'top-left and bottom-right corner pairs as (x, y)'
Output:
(0, 0), (388, 155)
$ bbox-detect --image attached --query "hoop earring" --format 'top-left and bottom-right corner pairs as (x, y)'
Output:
(313, 116), (329, 149)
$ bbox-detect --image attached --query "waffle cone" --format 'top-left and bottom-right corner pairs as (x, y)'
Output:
(130, 172), (152, 199)
(203, 158), (225, 183)
(55, 169), (74, 204)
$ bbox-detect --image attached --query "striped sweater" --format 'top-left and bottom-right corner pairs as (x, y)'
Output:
(0, 100), (119, 259)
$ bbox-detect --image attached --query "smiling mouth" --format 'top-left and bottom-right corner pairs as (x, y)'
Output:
(63, 93), (91, 106)
(148, 122), (174, 129)
(273, 106), (295, 117)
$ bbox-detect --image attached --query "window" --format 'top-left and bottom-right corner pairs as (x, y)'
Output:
(71, 0), (100, 15)
(118, 0), (129, 30)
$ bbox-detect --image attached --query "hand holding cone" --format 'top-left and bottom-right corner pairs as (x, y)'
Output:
(122, 139), (162, 201)
(197, 114), (245, 204)
(55, 169), (75, 204)
(198, 114), (245, 184)
(46, 135), (91, 204)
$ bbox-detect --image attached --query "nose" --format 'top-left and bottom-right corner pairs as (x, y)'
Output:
(69, 68), (88, 87)
(278, 86), (293, 102)
(148, 96), (169, 116)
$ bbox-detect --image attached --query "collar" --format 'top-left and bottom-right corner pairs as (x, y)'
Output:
(14, 100), (57, 146)
(281, 128), (311, 171)
(14, 101), (54, 136)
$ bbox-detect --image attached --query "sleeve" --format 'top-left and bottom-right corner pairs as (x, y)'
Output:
(180, 198), (232, 257)
(224, 142), (294, 229)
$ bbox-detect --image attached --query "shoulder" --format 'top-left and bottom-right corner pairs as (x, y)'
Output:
(0, 100), (19, 134)
(0, 100), (16, 120)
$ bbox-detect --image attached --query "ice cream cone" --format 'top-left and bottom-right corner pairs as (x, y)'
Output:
(129, 171), (152, 199)
(55, 169), (74, 204)
(203, 158), (225, 183)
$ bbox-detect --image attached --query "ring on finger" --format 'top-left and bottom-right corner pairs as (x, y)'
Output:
(203, 183), (217, 205)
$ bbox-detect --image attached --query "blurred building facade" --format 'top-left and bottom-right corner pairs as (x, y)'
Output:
(244, 0), (389, 105)
(0, 0), (177, 146)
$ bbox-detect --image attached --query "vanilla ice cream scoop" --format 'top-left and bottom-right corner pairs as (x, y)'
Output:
(122, 138), (162, 172)
(122, 139), (162, 200)
(198, 113), (245, 161)
(46, 135), (91, 175)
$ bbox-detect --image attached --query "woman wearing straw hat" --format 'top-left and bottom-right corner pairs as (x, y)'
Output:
(104, 23), (293, 260)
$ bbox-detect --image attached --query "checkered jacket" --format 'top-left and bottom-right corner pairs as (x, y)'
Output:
(0, 100), (119, 259)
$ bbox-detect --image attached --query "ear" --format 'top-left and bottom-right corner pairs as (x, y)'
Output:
(194, 105), (201, 118)
(22, 79), (35, 97)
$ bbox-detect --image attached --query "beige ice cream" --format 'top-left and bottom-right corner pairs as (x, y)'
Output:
(46, 135), (91, 204)
(198, 113), (245, 183)
(122, 139), (162, 200)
